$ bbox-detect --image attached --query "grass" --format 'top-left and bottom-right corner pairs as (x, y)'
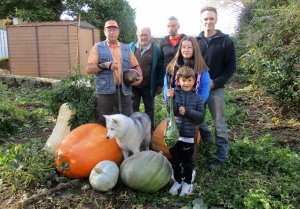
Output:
(0, 78), (300, 208)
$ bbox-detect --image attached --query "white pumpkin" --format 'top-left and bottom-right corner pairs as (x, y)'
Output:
(89, 160), (119, 192)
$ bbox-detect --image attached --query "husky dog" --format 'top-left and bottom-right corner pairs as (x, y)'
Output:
(104, 112), (151, 159)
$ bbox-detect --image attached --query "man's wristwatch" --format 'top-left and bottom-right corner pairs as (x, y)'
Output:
(97, 63), (106, 69)
(108, 62), (113, 70)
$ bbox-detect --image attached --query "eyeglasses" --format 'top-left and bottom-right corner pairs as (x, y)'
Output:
(181, 46), (193, 50)
(106, 28), (119, 32)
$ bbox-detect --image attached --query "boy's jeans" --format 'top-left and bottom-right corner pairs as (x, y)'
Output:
(199, 88), (229, 162)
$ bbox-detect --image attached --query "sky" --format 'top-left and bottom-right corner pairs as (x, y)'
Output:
(127, 0), (238, 37)
(60, 0), (238, 37)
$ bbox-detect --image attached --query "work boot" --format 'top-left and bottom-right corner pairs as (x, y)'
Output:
(209, 159), (224, 170)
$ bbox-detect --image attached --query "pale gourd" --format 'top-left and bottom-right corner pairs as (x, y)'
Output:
(120, 150), (172, 193)
(89, 160), (119, 192)
(43, 103), (75, 155)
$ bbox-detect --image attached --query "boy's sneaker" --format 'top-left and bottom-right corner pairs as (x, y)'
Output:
(191, 169), (196, 183)
(179, 182), (193, 196)
(209, 159), (224, 170)
(171, 169), (175, 181)
(169, 181), (182, 196)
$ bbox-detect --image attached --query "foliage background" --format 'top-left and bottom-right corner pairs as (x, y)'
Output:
(0, 0), (137, 43)
(233, 0), (300, 112)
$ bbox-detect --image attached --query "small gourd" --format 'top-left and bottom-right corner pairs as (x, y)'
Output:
(164, 96), (179, 148)
(152, 119), (201, 160)
(89, 160), (119, 192)
(120, 150), (172, 193)
(43, 103), (75, 155)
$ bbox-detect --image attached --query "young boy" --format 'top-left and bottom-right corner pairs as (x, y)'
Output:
(167, 66), (205, 196)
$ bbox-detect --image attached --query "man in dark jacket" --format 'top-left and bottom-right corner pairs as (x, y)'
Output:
(159, 16), (186, 69)
(129, 27), (164, 132)
(196, 6), (236, 170)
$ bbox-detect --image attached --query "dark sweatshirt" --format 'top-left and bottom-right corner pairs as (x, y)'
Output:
(196, 30), (236, 89)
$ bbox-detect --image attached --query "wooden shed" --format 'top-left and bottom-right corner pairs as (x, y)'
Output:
(7, 21), (100, 78)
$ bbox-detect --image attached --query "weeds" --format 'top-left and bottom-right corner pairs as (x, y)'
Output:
(0, 79), (299, 208)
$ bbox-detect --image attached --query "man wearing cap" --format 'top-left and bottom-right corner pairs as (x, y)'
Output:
(87, 20), (143, 127)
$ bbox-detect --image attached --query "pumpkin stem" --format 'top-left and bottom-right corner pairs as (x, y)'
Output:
(57, 161), (70, 170)
(94, 168), (102, 174)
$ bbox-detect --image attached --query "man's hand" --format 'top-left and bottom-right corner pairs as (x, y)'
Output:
(131, 75), (143, 86)
(110, 62), (118, 71)
(210, 79), (215, 90)
(156, 86), (163, 95)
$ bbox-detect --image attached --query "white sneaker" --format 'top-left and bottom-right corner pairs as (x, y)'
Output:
(191, 169), (196, 183)
(171, 169), (175, 181)
(179, 182), (193, 196)
(169, 181), (182, 196)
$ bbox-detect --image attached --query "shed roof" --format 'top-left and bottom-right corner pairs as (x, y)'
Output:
(7, 21), (98, 29)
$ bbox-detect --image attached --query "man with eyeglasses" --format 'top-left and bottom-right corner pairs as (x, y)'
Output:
(87, 20), (143, 127)
(128, 27), (164, 133)
(196, 7), (236, 170)
(159, 16), (186, 70)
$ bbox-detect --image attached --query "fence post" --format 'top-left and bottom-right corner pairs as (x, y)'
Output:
(0, 30), (9, 58)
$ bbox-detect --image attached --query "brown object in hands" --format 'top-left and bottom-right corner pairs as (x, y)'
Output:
(123, 69), (138, 85)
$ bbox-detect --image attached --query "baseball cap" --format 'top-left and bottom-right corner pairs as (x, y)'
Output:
(104, 20), (119, 28)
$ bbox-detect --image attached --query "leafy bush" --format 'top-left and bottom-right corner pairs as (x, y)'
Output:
(0, 83), (25, 139)
(43, 73), (98, 130)
(234, 0), (300, 112)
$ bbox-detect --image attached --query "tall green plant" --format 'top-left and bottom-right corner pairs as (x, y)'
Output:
(234, 0), (300, 111)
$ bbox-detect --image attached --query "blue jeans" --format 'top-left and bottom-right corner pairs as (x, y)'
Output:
(132, 86), (155, 131)
(199, 88), (229, 162)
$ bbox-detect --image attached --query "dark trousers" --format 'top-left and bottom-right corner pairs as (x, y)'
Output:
(97, 88), (133, 127)
(131, 86), (155, 131)
(169, 141), (194, 184)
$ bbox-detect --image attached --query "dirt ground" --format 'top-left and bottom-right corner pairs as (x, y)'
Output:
(1, 81), (300, 209)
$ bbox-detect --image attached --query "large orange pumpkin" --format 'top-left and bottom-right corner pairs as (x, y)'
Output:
(55, 123), (123, 178)
(152, 119), (201, 160)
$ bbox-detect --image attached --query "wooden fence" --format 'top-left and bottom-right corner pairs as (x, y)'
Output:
(0, 30), (8, 58)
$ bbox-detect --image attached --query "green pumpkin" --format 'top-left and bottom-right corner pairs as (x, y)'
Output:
(89, 160), (119, 192)
(120, 150), (172, 193)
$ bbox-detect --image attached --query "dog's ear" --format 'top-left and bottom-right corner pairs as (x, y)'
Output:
(112, 118), (119, 124)
(103, 115), (109, 121)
